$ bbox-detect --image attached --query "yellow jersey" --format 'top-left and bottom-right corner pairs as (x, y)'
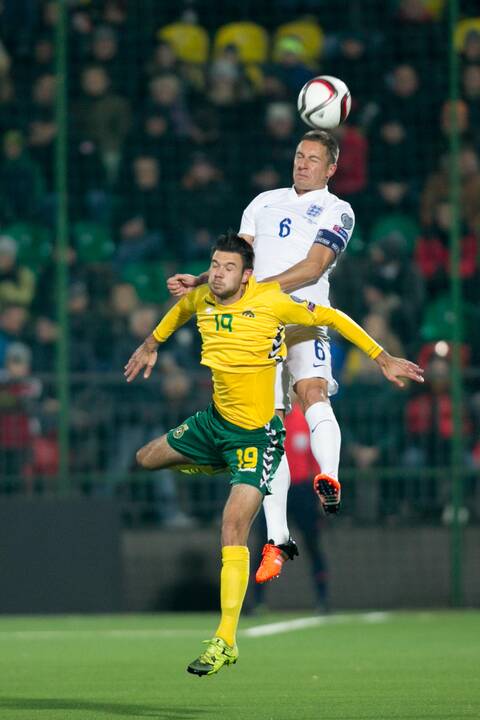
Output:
(153, 277), (383, 429)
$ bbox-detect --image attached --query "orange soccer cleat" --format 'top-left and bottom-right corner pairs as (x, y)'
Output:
(313, 474), (341, 514)
(255, 538), (298, 583)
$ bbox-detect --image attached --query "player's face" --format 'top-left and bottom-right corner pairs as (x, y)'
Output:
(293, 140), (337, 193)
(208, 251), (251, 303)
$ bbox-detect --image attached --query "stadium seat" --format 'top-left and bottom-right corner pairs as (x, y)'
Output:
(213, 22), (269, 63)
(5, 222), (52, 270)
(157, 22), (210, 63)
(369, 214), (420, 253)
(421, 295), (455, 341)
(454, 17), (480, 51)
(73, 222), (115, 264)
(120, 262), (169, 304)
(273, 18), (324, 63)
(424, 0), (446, 20)
(347, 224), (366, 256)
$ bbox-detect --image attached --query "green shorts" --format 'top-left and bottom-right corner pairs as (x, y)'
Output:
(166, 404), (285, 495)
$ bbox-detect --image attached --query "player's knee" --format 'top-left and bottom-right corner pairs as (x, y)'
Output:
(296, 380), (329, 407)
(222, 516), (248, 546)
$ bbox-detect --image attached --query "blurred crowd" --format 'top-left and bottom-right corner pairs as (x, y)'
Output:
(0, 0), (479, 522)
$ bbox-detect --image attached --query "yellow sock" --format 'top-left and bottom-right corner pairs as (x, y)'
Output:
(215, 545), (250, 647)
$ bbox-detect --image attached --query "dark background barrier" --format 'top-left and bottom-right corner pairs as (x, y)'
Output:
(0, 499), (122, 613)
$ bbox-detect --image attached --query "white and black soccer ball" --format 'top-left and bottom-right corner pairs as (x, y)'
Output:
(297, 75), (351, 130)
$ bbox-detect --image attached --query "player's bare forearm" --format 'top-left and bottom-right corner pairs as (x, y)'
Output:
(374, 350), (424, 388)
(264, 258), (332, 293)
(263, 244), (335, 293)
(124, 334), (159, 383)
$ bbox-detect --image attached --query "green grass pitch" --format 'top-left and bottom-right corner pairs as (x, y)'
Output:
(0, 611), (478, 719)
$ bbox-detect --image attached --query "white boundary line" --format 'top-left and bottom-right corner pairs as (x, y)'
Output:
(242, 612), (391, 638)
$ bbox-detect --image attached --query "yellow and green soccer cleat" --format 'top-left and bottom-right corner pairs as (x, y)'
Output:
(187, 637), (239, 676)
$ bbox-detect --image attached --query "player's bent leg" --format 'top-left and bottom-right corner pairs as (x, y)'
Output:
(295, 377), (342, 514)
(136, 434), (193, 470)
(257, 451), (299, 583)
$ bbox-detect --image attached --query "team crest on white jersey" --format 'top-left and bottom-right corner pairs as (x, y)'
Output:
(306, 204), (323, 218)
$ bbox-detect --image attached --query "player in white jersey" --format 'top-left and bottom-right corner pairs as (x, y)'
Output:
(168, 130), (353, 583)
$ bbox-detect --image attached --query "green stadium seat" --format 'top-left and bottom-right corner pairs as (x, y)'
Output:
(421, 295), (455, 341)
(4, 222), (52, 270)
(347, 224), (365, 256)
(73, 222), (115, 264)
(369, 214), (420, 253)
(120, 262), (169, 304)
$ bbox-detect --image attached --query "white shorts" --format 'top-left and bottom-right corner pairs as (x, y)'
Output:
(275, 325), (338, 411)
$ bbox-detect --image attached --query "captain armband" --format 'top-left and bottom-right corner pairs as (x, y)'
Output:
(313, 228), (346, 256)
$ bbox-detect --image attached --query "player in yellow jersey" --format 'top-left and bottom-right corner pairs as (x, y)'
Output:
(124, 233), (424, 677)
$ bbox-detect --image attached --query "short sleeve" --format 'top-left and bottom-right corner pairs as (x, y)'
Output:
(239, 198), (257, 237)
(313, 201), (355, 257)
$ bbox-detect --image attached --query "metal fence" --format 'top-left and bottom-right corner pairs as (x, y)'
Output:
(0, 0), (479, 604)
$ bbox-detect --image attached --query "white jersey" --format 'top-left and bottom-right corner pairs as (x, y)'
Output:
(239, 185), (354, 308)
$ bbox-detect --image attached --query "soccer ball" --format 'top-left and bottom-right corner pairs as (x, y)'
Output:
(297, 75), (351, 130)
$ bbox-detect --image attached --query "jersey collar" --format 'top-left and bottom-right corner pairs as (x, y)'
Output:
(290, 185), (329, 201)
(206, 275), (257, 309)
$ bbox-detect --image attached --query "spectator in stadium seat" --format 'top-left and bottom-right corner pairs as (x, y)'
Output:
(362, 231), (425, 350)
(0, 304), (29, 368)
(176, 154), (234, 260)
(435, 99), (473, 158)
(146, 40), (205, 94)
(262, 36), (314, 101)
(461, 65), (480, 152)
(330, 123), (368, 210)
(415, 201), (479, 302)
(145, 74), (193, 139)
(420, 146), (480, 235)
(386, 0), (444, 73)
(379, 64), (434, 173)
(116, 154), (170, 236)
(460, 28), (480, 68)
(30, 316), (58, 374)
(0, 341), (41, 484)
(330, 31), (378, 112)
(403, 355), (473, 516)
(87, 25), (126, 94)
(0, 77), (22, 139)
(336, 314), (407, 520)
(0, 130), (46, 223)
(73, 65), (132, 185)
(0, 235), (36, 312)
(27, 73), (56, 190)
(246, 103), (298, 193)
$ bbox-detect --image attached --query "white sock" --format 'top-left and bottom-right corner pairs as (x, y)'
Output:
(262, 453), (291, 545)
(304, 401), (341, 480)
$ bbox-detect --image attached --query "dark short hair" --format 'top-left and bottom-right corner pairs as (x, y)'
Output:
(300, 130), (339, 165)
(212, 231), (254, 270)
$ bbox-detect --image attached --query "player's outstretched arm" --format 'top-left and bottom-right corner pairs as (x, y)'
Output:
(374, 351), (424, 388)
(124, 334), (159, 382)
